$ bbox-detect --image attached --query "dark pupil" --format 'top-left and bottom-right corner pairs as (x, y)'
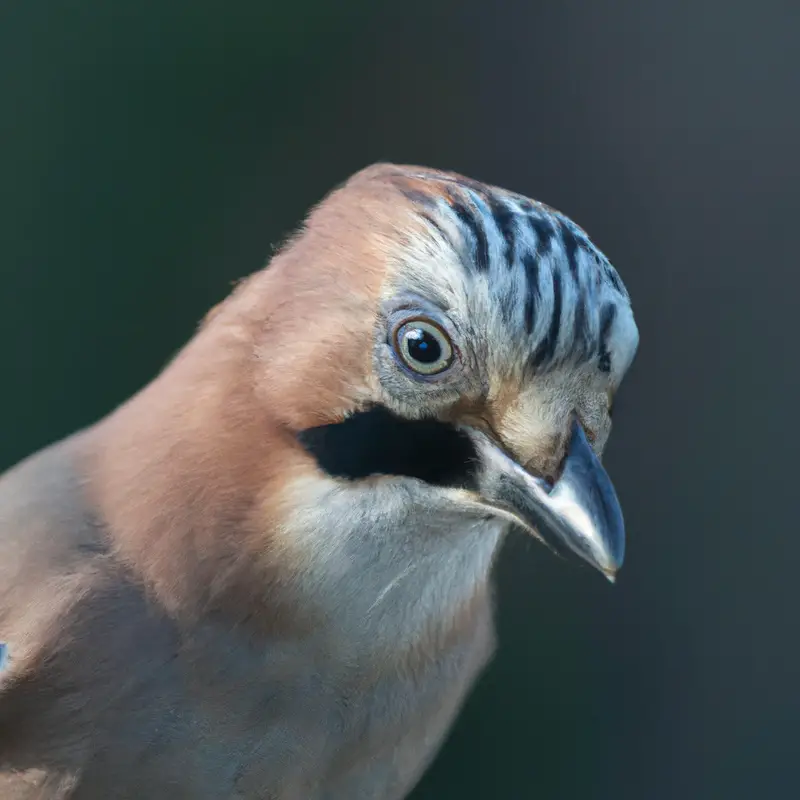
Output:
(405, 328), (441, 364)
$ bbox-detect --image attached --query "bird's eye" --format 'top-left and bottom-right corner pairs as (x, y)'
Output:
(392, 318), (454, 375)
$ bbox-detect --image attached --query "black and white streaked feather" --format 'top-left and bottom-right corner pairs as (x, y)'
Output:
(392, 169), (634, 379)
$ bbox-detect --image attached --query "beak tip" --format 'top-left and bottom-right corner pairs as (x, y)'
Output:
(597, 546), (623, 584)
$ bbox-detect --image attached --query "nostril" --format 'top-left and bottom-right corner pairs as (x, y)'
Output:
(524, 441), (563, 487)
(522, 455), (557, 487)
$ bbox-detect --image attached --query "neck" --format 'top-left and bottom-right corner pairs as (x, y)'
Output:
(275, 472), (506, 660)
(82, 312), (307, 628)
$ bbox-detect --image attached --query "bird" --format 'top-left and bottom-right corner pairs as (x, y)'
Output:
(0, 163), (639, 799)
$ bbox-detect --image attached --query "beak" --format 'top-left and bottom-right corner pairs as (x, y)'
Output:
(463, 417), (625, 581)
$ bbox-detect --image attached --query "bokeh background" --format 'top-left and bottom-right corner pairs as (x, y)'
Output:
(2, 1), (799, 797)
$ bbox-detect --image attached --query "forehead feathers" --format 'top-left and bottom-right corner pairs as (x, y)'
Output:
(352, 164), (638, 385)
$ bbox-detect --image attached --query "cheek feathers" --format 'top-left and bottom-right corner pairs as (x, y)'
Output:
(254, 306), (376, 430)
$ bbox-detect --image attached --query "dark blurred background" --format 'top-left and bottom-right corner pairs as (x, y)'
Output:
(2, 1), (798, 797)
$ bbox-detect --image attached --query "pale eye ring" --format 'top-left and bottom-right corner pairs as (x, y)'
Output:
(392, 318), (454, 375)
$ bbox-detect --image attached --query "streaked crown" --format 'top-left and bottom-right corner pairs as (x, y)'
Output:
(354, 164), (637, 385)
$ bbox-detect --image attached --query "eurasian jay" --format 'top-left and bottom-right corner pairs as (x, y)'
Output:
(0, 164), (638, 798)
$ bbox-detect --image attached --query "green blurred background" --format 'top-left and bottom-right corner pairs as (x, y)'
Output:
(2, 1), (799, 797)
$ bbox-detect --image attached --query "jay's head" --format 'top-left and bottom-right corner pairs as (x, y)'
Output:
(224, 163), (639, 581)
(105, 163), (638, 612)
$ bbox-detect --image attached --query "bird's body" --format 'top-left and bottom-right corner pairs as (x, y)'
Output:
(0, 436), (495, 800)
(0, 164), (638, 798)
